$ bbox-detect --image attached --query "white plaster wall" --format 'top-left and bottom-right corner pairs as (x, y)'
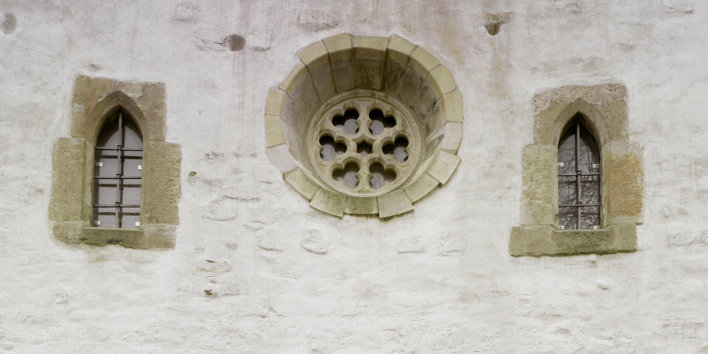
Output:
(0, 0), (707, 352)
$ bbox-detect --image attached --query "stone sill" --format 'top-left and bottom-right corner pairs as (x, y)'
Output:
(509, 223), (637, 256)
(79, 225), (174, 249)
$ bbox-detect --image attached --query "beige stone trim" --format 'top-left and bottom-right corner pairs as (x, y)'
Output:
(265, 88), (287, 116)
(323, 33), (356, 93)
(404, 173), (440, 203)
(279, 61), (321, 118)
(266, 34), (463, 218)
(426, 150), (461, 185)
(310, 189), (346, 217)
(284, 168), (321, 200)
(266, 144), (298, 173)
(377, 190), (413, 218)
(428, 65), (457, 100)
(510, 223), (636, 256)
(440, 91), (464, 123)
(510, 83), (643, 256)
(352, 36), (388, 90)
(297, 40), (335, 101)
(49, 75), (181, 249)
(345, 196), (378, 215)
(71, 75), (166, 143)
(264, 115), (286, 148)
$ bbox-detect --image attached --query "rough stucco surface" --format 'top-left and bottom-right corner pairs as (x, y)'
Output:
(1, 1), (707, 353)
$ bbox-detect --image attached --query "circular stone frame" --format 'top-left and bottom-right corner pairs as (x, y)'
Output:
(264, 34), (463, 218)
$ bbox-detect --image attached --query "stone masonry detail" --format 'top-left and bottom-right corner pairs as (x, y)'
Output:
(265, 34), (463, 218)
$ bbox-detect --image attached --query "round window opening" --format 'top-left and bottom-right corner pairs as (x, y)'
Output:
(265, 34), (463, 218)
(308, 90), (421, 196)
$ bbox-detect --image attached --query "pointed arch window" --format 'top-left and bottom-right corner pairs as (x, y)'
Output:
(93, 109), (143, 228)
(557, 114), (601, 230)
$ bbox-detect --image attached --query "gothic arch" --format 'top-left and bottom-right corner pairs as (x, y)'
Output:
(86, 91), (149, 144)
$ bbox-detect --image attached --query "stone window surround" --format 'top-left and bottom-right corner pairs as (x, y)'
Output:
(265, 33), (463, 218)
(49, 75), (181, 249)
(509, 83), (643, 256)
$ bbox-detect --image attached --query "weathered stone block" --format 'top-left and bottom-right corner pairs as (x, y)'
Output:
(266, 144), (298, 173)
(284, 168), (320, 200)
(404, 173), (439, 203)
(297, 40), (336, 101)
(344, 196), (378, 215)
(71, 75), (166, 142)
(428, 65), (456, 99)
(280, 61), (321, 117)
(520, 144), (556, 225)
(49, 138), (86, 222)
(438, 122), (463, 153)
(353, 36), (387, 90)
(323, 33), (355, 93)
(310, 189), (346, 217)
(383, 35), (415, 96)
(264, 114), (286, 148)
(408, 46), (440, 78)
(142, 141), (181, 225)
(427, 150), (461, 185)
(440, 91), (464, 123)
(264, 88), (287, 116)
(377, 190), (413, 218)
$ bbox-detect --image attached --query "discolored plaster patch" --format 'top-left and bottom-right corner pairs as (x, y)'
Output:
(2, 13), (16, 35)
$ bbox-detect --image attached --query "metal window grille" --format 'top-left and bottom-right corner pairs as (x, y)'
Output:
(557, 115), (601, 230)
(93, 110), (143, 228)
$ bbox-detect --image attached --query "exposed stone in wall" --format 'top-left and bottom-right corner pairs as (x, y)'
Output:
(173, 2), (200, 22)
(297, 9), (339, 32)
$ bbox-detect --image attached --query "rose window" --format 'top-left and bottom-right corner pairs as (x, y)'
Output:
(308, 91), (421, 196)
(265, 34), (463, 218)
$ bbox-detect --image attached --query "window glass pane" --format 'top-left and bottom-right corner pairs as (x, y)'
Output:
(559, 207), (577, 230)
(95, 152), (118, 177)
(121, 207), (141, 228)
(581, 175), (600, 205)
(96, 208), (118, 228)
(123, 157), (142, 177)
(123, 119), (142, 150)
(97, 116), (121, 148)
(558, 175), (577, 206)
(558, 127), (576, 175)
(122, 183), (141, 204)
(577, 123), (600, 174)
(580, 206), (601, 229)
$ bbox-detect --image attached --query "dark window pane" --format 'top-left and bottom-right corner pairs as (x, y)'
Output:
(580, 206), (601, 229)
(558, 175), (577, 206)
(558, 127), (576, 175)
(577, 123), (600, 174)
(581, 175), (600, 205)
(559, 207), (577, 230)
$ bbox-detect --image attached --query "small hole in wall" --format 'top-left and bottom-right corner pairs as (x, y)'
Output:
(485, 22), (501, 36)
(223, 34), (245, 51)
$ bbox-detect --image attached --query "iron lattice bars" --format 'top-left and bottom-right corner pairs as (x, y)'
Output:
(558, 116), (601, 230)
(92, 111), (143, 228)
